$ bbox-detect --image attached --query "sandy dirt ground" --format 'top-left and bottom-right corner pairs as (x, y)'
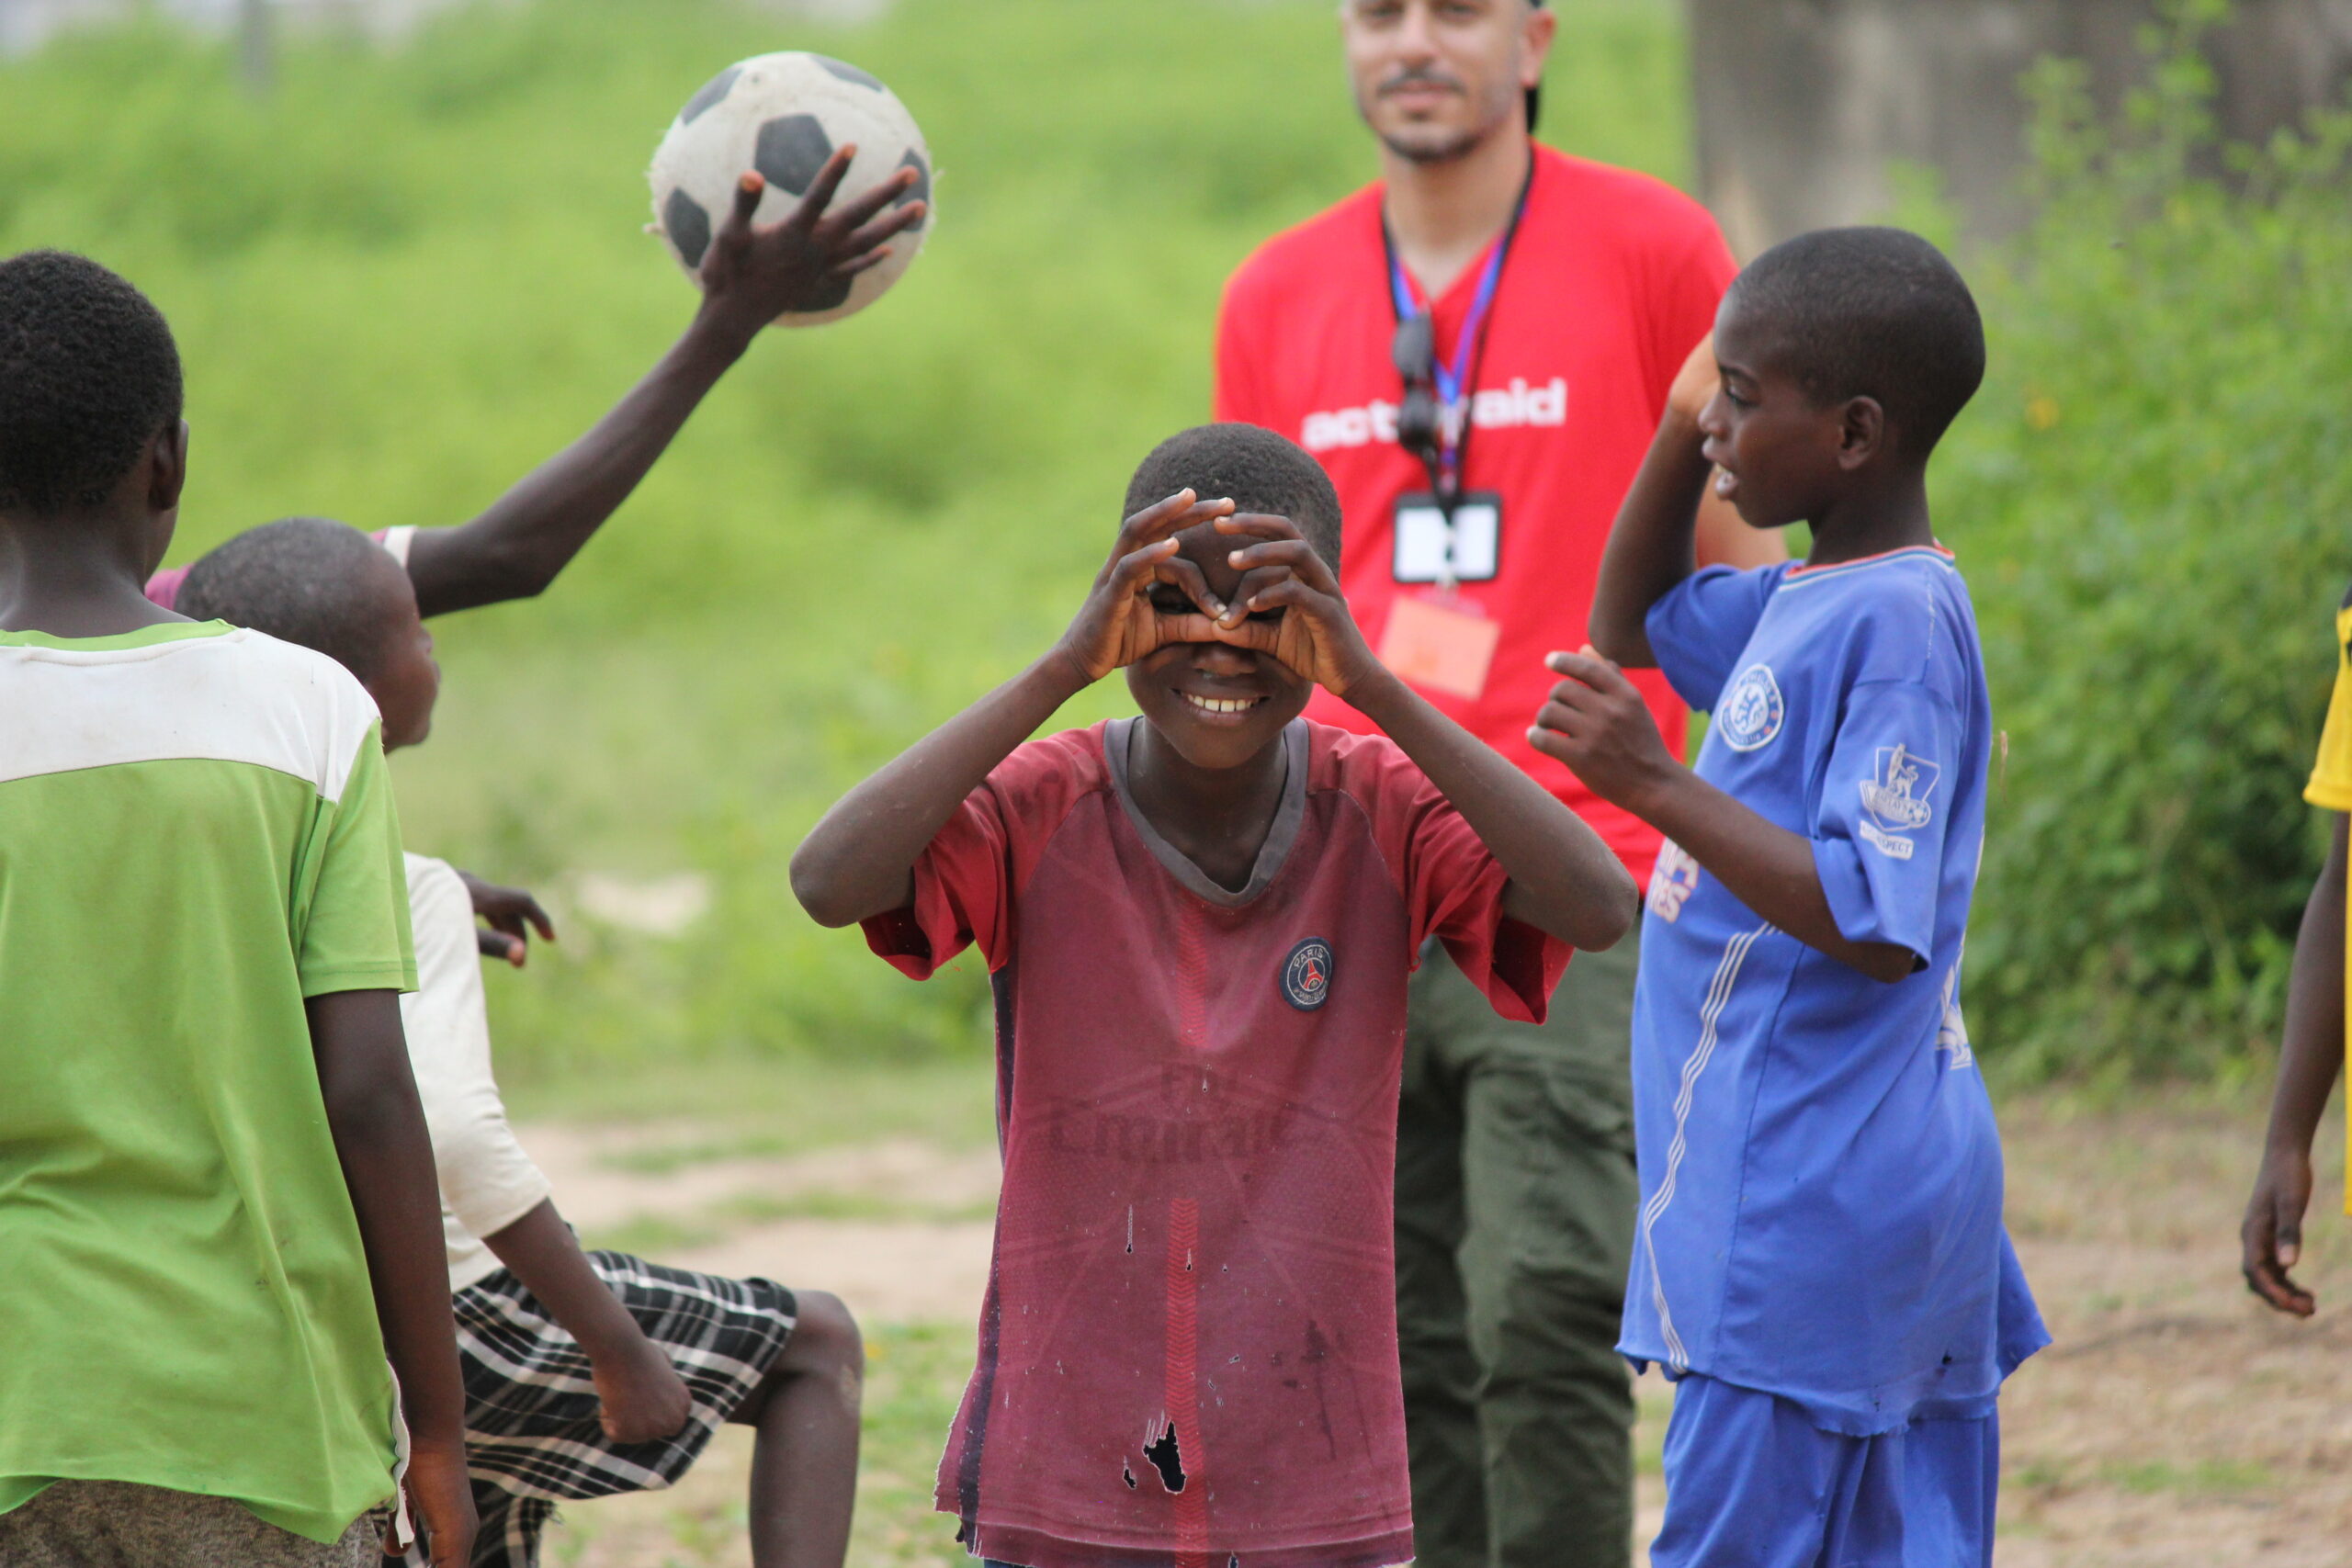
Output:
(520, 1091), (2352, 1566)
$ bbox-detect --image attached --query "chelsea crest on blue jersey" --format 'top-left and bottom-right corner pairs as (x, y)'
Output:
(1623, 546), (2046, 1436)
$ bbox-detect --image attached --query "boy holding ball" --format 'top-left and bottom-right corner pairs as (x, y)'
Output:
(790, 423), (1636, 1568)
(1535, 229), (2048, 1565)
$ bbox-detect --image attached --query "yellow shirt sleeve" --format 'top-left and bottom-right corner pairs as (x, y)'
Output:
(2312, 600), (2352, 1214)
(2306, 603), (2352, 810)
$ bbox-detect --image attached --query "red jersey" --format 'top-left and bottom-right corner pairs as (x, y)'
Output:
(863, 720), (1568, 1568)
(1215, 145), (1736, 879)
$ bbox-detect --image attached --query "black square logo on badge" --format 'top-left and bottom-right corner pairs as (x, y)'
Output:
(1282, 938), (1334, 1011)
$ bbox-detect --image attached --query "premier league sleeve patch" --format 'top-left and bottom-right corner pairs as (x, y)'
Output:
(1858, 744), (1940, 860)
(1282, 938), (1334, 1011)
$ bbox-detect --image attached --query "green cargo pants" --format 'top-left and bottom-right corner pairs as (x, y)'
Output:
(1395, 933), (1640, 1568)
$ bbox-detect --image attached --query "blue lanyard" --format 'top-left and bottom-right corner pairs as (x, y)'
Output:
(1385, 164), (1532, 494)
(1390, 239), (1510, 419)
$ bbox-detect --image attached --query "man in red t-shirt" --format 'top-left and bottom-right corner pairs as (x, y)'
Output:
(1215, 6), (1780, 1566)
(791, 424), (1637, 1568)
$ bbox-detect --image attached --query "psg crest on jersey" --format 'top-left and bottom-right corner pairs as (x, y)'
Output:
(1282, 938), (1334, 1011)
(1716, 664), (1786, 752)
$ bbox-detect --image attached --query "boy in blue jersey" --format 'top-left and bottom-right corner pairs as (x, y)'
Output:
(1531, 227), (2047, 1566)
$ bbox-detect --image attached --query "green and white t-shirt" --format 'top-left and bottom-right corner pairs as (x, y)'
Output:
(0, 619), (417, 1544)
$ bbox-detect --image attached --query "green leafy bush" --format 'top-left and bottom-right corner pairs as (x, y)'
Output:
(1948, 5), (2352, 1078)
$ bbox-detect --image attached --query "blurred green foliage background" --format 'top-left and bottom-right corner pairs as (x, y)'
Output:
(2, 0), (2345, 1085)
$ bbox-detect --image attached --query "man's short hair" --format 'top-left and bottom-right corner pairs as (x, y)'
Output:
(0, 251), (183, 517)
(1125, 423), (1344, 572)
(1527, 0), (1545, 133)
(178, 518), (402, 682)
(1726, 226), (1985, 457)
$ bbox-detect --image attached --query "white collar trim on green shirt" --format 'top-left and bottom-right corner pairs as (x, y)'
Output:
(1, 622), (381, 800)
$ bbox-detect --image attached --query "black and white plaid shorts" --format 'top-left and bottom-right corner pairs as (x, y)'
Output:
(435, 1251), (796, 1568)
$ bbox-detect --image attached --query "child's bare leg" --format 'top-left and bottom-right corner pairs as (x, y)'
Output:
(729, 1288), (865, 1568)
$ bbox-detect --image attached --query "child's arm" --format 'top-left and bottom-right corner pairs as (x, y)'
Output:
(790, 491), (1236, 928)
(457, 868), (556, 967)
(307, 988), (478, 1567)
(2244, 812), (2347, 1317)
(1586, 337), (1724, 669)
(1212, 517), (1638, 950)
(480, 1200), (695, 1439)
(1529, 649), (1918, 984)
(403, 157), (925, 618)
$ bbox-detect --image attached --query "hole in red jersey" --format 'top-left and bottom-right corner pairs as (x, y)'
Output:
(1143, 1421), (1187, 1493)
(1122, 1461), (1138, 1490)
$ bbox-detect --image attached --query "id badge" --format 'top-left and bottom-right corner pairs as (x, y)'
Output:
(1379, 592), (1500, 700)
(1393, 490), (1501, 584)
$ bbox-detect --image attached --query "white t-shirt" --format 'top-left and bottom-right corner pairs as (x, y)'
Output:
(401, 852), (552, 1292)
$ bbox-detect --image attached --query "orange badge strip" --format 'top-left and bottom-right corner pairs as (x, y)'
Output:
(1378, 595), (1501, 700)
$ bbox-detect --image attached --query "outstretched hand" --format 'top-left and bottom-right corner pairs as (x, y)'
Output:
(1528, 647), (1680, 809)
(2244, 1147), (2319, 1316)
(1210, 514), (1379, 696)
(1057, 491), (1238, 683)
(696, 150), (927, 336)
(458, 869), (556, 969)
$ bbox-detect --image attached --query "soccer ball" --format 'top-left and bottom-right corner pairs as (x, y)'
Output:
(649, 51), (933, 328)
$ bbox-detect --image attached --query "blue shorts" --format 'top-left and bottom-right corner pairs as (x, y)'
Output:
(1650, 1375), (1998, 1568)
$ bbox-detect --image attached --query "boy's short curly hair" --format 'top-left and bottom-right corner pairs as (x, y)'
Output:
(1124, 423), (1343, 572)
(178, 518), (403, 682)
(0, 251), (184, 517)
(1726, 226), (1984, 457)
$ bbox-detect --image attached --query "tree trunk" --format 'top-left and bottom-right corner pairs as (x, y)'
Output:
(1683, 0), (2352, 255)
(239, 0), (275, 94)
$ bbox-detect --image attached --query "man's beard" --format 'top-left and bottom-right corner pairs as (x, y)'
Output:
(1363, 78), (1521, 165)
(1379, 124), (1487, 165)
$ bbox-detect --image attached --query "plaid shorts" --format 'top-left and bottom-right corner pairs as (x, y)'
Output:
(435, 1251), (796, 1568)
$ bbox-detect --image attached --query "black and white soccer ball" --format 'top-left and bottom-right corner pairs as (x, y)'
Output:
(649, 51), (932, 328)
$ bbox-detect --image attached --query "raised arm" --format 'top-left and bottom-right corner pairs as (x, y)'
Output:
(307, 988), (477, 1566)
(1360, 671), (1637, 950)
(1211, 516), (1637, 951)
(789, 491), (1235, 928)
(1531, 649), (1917, 983)
(2244, 812), (2348, 1316)
(404, 155), (926, 617)
(1588, 336), (1724, 667)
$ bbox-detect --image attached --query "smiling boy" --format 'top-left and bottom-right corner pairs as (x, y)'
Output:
(790, 423), (1635, 1568)
(1533, 229), (2047, 1566)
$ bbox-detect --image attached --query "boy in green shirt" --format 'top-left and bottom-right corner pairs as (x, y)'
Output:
(0, 251), (475, 1565)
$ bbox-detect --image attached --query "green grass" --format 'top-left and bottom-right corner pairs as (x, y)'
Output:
(0, 0), (1699, 1083)
(849, 1323), (984, 1566)
(504, 1052), (998, 1146)
(537, 1319), (979, 1567)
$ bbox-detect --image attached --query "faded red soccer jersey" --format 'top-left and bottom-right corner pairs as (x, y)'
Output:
(863, 720), (1569, 1568)
(1216, 146), (1736, 882)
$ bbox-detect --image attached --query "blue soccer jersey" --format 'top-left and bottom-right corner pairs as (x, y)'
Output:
(1620, 546), (2048, 1436)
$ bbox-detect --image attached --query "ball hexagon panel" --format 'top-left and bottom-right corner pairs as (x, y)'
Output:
(814, 55), (884, 91)
(679, 64), (741, 126)
(754, 113), (834, 198)
(663, 187), (712, 270)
